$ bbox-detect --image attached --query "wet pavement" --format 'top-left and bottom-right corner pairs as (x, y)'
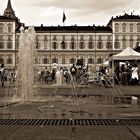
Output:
(0, 85), (140, 139)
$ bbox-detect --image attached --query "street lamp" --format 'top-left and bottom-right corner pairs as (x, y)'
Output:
(93, 25), (96, 65)
(49, 30), (52, 70)
(76, 27), (79, 60)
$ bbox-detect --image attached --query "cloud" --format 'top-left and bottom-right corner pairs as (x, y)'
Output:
(0, 0), (140, 26)
(19, 0), (138, 18)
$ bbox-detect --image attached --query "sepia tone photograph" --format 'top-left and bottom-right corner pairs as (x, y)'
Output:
(0, 0), (140, 139)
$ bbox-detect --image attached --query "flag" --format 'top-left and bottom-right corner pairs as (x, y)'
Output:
(62, 12), (66, 22)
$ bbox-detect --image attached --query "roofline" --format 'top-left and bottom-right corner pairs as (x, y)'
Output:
(16, 25), (112, 33)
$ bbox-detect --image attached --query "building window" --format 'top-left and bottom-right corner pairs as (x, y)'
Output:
(130, 35), (133, 48)
(79, 42), (84, 49)
(114, 41), (120, 49)
(8, 24), (12, 33)
(7, 42), (12, 49)
(70, 42), (75, 49)
(122, 23), (126, 32)
(122, 41), (126, 49)
(7, 58), (12, 64)
(0, 58), (4, 64)
(16, 41), (19, 49)
(122, 36), (126, 49)
(97, 41), (103, 49)
(0, 24), (4, 33)
(36, 42), (40, 49)
(88, 42), (94, 49)
(130, 23), (133, 32)
(52, 42), (57, 49)
(115, 23), (119, 32)
(70, 58), (76, 64)
(62, 57), (65, 64)
(106, 42), (112, 49)
(44, 35), (48, 49)
(137, 23), (140, 32)
(88, 58), (94, 64)
(43, 58), (48, 64)
(0, 42), (4, 49)
(52, 58), (58, 63)
(97, 58), (103, 64)
(61, 41), (66, 49)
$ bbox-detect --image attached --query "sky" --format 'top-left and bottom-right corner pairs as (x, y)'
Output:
(0, 0), (140, 26)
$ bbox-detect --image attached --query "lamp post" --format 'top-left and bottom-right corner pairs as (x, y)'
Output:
(76, 27), (79, 61)
(94, 25), (97, 66)
(49, 30), (52, 70)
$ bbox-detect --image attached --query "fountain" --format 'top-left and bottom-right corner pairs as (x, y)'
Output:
(0, 26), (140, 120)
(17, 26), (36, 101)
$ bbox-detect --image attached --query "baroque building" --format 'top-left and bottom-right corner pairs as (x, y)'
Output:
(1, 0), (140, 70)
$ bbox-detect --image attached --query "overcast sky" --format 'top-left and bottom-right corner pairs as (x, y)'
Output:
(0, 0), (140, 26)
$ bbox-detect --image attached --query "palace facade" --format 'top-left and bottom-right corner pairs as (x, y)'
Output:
(1, 0), (140, 69)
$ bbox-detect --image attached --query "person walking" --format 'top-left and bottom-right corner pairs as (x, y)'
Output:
(0, 64), (5, 87)
(70, 64), (77, 82)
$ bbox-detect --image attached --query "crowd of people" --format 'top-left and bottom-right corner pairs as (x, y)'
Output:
(37, 60), (89, 85)
(0, 60), (140, 87)
(114, 62), (140, 85)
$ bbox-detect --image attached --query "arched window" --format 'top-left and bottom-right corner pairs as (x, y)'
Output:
(130, 23), (133, 32)
(122, 23), (126, 32)
(115, 23), (119, 32)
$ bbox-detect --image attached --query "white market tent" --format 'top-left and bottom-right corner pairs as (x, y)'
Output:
(110, 47), (140, 60)
(109, 47), (140, 73)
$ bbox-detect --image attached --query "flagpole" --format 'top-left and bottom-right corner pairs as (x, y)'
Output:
(63, 9), (64, 26)
(63, 9), (66, 26)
